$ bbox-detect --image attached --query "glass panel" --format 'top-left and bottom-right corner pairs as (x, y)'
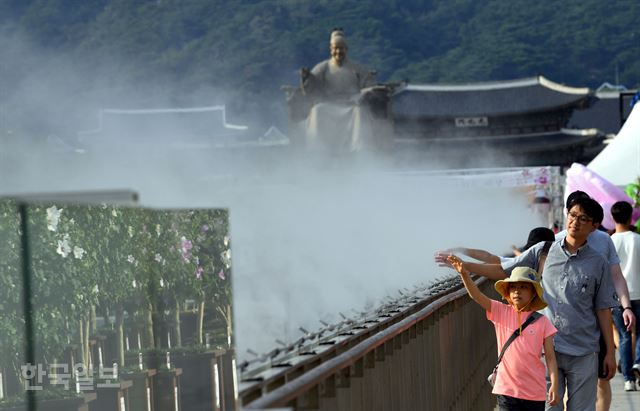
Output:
(3, 202), (235, 411)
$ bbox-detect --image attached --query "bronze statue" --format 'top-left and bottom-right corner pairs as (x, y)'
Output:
(284, 29), (399, 153)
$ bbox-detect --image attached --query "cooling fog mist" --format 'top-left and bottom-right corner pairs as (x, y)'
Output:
(3, 142), (544, 359)
(225, 168), (542, 358)
(1, 32), (545, 361)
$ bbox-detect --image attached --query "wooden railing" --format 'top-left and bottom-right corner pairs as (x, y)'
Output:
(239, 277), (498, 411)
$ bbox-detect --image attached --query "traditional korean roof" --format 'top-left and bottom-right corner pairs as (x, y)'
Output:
(74, 106), (292, 152)
(77, 105), (249, 142)
(393, 76), (592, 118)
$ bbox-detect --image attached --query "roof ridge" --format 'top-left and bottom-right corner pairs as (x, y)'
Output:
(405, 76), (589, 94)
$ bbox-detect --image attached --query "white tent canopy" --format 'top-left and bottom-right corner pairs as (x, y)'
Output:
(588, 104), (640, 186)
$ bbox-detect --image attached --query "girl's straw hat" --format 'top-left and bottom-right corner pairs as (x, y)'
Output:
(494, 266), (547, 311)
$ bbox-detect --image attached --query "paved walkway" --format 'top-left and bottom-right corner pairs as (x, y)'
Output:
(492, 372), (639, 410)
(610, 371), (640, 410)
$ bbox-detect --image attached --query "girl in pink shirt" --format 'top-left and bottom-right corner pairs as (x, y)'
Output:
(448, 255), (559, 411)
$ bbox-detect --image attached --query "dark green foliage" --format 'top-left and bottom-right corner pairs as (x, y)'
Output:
(396, 0), (640, 86)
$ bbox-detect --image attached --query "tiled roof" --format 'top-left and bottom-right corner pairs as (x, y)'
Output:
(393, 76), (591, 117)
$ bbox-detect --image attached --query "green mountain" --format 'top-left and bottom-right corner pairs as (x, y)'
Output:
(1, 0), (639, 135)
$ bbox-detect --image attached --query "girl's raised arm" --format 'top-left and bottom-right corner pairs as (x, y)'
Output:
(447, 255), (492, 312)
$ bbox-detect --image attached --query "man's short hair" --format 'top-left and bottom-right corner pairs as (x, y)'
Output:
(611, 201), (633, 224)
(569, 197), (604, 224)
(566, 190), (590, 210)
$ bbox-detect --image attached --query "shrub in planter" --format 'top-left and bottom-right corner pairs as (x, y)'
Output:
(125, 350), (182, 411)
(123, 350), (143, 369)
(171, 346), (222, 411)
(153, 366), (182, 411)
(120, 367), (156, 411)
(89, 379), (132, 411)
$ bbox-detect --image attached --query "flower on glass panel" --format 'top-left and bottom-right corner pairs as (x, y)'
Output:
(181, 237), (193, 263)
(218, 269), (225, 280)
(180, 237), (193, 252)
(46, 206), (62, 232)
(56, 234), (71, 258)
(195, 266), (204, 279)
(221, 249), (231, 268)
(73, 246), (85, 260)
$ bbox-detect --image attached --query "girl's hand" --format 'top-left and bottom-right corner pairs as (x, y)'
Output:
(547, 385), (558, 406)
(446, 255), (466, 275)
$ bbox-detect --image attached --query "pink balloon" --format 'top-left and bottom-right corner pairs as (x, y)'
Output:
(565, 163), (637, 230)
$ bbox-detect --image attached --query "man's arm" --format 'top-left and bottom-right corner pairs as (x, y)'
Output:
(610, 263), (636, 330)
(462, 261), (508, 280)
(453, 247), (502, 264)
(602, 233), (635, 329)
(459, 247), (500, 264)
(543, 336), (559, 406)
(434, 251), (507, 279)
(435, 242), (540, 280)
(596, 308), (616, 380)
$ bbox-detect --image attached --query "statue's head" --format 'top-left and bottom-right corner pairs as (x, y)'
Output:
(329, 28), (348, 65)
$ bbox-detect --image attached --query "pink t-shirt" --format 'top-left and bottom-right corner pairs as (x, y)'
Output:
(487, 300), (557, 401)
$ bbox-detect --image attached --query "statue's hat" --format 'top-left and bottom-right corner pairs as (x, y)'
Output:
(330, 28), (347, 45)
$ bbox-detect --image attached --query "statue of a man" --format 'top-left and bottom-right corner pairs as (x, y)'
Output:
(300, 29), (378, 153)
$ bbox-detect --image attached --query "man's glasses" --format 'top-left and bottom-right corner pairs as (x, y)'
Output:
(567, 212), (593, 224)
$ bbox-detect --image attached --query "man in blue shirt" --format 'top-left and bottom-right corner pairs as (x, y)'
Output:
(555, 191), (635, 411)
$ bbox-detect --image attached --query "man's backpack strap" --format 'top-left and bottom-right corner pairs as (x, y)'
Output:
(537, 241), (553, 276)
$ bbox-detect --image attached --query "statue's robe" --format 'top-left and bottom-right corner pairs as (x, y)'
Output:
(305, 59), (376, 152)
